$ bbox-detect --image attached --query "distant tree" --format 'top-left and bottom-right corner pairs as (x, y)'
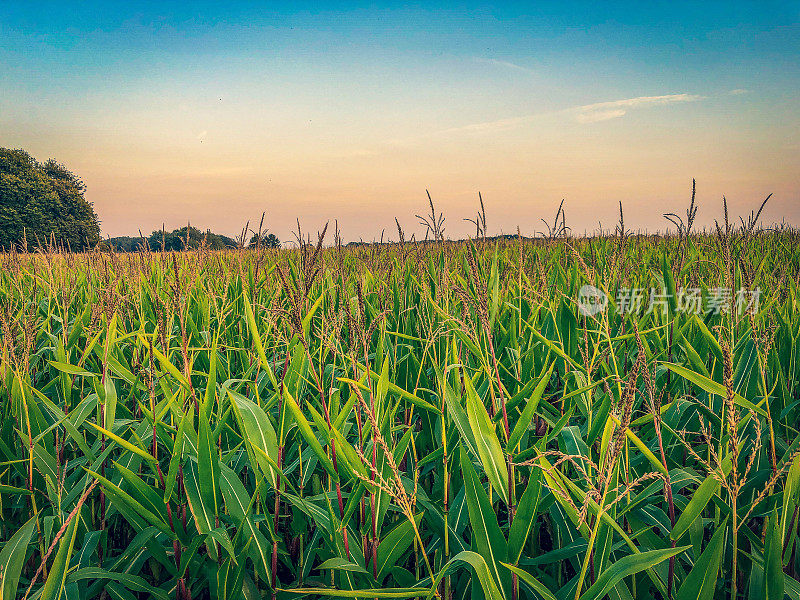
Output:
(248, 233), (281, 248)
(0, 148), (101, 250)
(148, 226), (237, 251)
(98, 236), (147, 252)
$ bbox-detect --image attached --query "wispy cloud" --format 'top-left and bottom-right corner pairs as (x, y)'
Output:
(474, 57), (535, 74)
(439, 114), (537, 134)
(574, 93), (704, 123)
(575, 109), (627, 123)
(729, 88), (750, 95)
(437, 93), (704, 135)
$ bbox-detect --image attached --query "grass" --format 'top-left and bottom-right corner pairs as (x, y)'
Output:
(0, 218), (799, 600)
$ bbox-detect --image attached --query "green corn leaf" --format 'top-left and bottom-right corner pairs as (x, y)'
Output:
(87, 468), (172, 536)
(459, 447), (508, 595)
(242, 288), (278, 389)
(164, 406), (193, 503)
(40, 515), (80, 600)
(579, 546), (688, 600)
(671, 455), (733, 541)
(65, 568), (171, 600)
(183, 460), (215, 535)
(440, 551), (506, 600)
(137, 333), (190, 390)
(363, 370), (439, 414)
(113, 462), (171, 531)
(489, 245), (500, 328)
(204, 333), (218, 410)
(219, 463), (271, 576)
(507, 361), (553, 451)
(664, 362), (767, 416)
(782, 454), (800, 550)
(676, 519), (727, 600)
(85, 422), (157, 463)
(48, 361), (96, 377)
(765, 508), (785, 600)
(302, 291), (325, 339)
(228, 389), (279, 486)
(318, 557), (369, 574)
(283, 389), (337, 479)
(661, 251), (678, 315)
(198, 403), (221, 517)
(279, 588), (428, 598)
(0, 515), (37, 600)
(464, 376), (508, 504)
(507, 470), (543, 565)
(217, 554), (247, 600)
(103, 376), (118, 431)
(501, 563), (556, 600)
(442, 374), (479, 459)
(376, 514), (422, 581)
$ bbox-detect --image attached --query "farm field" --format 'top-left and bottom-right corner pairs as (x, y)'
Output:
(1, 227), (799, 600)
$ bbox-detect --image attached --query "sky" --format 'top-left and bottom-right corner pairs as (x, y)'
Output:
(1, 2), (798, 242)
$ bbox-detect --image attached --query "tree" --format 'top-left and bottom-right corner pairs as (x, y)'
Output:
(98, 236), (147, 252)
(147, 226), (237, 251)
(248, 233), (281, 248)
(0, 148), (101, 250)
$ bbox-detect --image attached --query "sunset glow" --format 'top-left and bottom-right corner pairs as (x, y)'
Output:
(2, 2), (798, 241)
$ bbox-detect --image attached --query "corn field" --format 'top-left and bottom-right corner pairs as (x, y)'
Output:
(1, 225), (799, 600)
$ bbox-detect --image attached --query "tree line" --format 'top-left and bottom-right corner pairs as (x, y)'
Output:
(0, 148), (280, 251)
(0, 148), (100, 250)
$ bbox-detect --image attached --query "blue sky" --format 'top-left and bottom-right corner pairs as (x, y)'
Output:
(1, 2), (798, 239)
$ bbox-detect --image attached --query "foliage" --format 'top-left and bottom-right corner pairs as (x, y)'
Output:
(99, 236), (148, 253)
(0, 148), (101, 250)
(146, 226), (237, 251)
(249, 233), (282, 248)
(0, 227), (799, 600)
(101, 228), (241, 253)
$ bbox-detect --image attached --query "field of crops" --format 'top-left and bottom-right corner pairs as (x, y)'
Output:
(1, 226), (799, 600)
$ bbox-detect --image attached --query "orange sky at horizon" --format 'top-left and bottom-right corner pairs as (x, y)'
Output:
(3, 4), (798, 242)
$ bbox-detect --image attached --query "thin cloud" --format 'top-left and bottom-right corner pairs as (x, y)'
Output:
(437, 93), (704, 135)
(474, 57), (535, 74)
(576, 109), (627, 123)
(440, 114), (537, 134)
(729, 88), (750, 95)
(578, 93), (703, 112)
(575, 93), (704, 123)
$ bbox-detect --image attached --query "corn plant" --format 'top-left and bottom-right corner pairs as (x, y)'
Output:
(0, 225), (799, 600)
